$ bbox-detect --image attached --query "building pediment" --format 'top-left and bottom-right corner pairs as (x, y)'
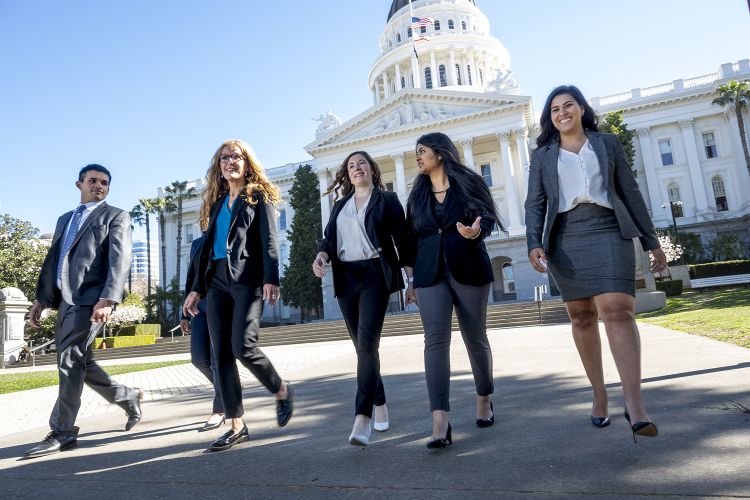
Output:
(305, 89), (531, 155)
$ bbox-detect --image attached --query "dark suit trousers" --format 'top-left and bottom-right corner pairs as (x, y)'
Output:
(337, 259), (389, 417)
(206, 259), (282, 419)
(415, 274), (494, 412)
(190, 311), (223, 414)
(50, 301), (137, 435)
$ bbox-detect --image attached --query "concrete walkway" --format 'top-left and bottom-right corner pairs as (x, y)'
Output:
(0, 323), (749, 499)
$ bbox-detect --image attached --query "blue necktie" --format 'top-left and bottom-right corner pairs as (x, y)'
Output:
(57, 205), (86, 283)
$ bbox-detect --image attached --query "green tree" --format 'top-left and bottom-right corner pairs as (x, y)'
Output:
(280, 164), (322, 322)
(0, 214), (48, 300)
(600, 111), (636, 176)
(152, 196), (176, 292)
(712, 79), (750, 177)
(677, 231), (705, 264)
(164, 180), (196, 289)
(708, 233), (746, 261)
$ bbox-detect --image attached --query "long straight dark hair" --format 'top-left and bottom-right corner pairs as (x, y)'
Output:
(407, 132), (503, 232)
(536, 85), (599, 148)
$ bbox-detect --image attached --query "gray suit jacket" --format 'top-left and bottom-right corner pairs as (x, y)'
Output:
(36, 202), (132, 308)
(525, 132), (659, 254)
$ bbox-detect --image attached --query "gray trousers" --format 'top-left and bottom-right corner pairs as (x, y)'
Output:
(416, 276), (494, 412)
(50, 301), (137, 435)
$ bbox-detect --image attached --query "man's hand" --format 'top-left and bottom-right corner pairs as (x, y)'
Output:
(180, 318), (191, 335)
(91, 299), (114, 323)
(28, 300), (45, 327)
(184, 291), (202, 317)
(263, 284), (280, 306)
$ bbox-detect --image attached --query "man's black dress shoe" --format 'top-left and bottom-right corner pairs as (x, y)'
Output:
(118, 388), (144, 431)
(476, 402), (495, 428)
(23, 432), (77, 459)
(276, 382), (294, 427)
(208, 425), (249, 451)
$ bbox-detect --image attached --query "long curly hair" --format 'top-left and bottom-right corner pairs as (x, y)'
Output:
(322, 150), (385, 202)
(199, 139), (281, 230)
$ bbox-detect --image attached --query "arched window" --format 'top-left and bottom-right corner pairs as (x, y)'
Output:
(455, 64), (462, 85)
(667, 183), (684, 217)
(461, 20), (466, 30)
(438, 64), (447, 86)
(467, 64), (473, 85)
(407, 27), (412, 37)
(424, 67), (433, 89)
(712, 175), (728, 211)
(502, 264), (515, 294)
(397, 33), (401, 43)
(448, 19), (454, 29)
(434, 20), (441, 30)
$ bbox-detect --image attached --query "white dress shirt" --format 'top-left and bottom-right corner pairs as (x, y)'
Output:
(336, 194), (379, 262)
(556, 140), (612, 213)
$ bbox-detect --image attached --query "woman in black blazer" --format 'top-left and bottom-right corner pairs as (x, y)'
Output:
(525, 85), (666, 441)
(312, 151), (408, 447)
(184, 139), (294, 452)
(403, 132), (502, 449)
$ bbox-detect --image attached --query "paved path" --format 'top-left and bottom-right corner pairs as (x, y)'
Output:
(0, 323), (749, 499)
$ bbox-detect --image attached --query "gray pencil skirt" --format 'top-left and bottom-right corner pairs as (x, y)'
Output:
(547, 203), (635, 302)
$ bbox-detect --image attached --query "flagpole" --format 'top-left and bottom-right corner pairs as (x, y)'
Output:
(409, 0), (422, 88)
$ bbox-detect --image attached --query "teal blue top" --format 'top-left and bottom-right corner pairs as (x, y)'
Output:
(211, 195), (232, 260)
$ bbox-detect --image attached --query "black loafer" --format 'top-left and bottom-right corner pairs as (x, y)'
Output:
(23, 431), (78, 459)
(119, 388), (144, 431)
(276, 382), (294, 427)
(208, 425), (249, 451)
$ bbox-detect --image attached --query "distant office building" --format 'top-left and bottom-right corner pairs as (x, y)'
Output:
(130, 240), (159, 290)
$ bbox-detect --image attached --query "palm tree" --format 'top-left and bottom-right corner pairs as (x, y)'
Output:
(152, 196), (176, 322)
(164, 180), (196, 290)
(134, 198), (156, 297)
(712, 79), (750, 177)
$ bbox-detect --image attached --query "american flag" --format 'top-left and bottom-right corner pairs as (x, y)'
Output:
(411, 16), (434, 28)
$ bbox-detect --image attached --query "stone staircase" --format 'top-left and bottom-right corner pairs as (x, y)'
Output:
(10, 300), (569, 368)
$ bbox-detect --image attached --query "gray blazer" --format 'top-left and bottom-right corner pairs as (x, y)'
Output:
(36, 202), (132, 308)
(525, 132), (659, 254)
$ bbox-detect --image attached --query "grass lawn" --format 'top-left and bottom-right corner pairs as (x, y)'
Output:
(0, 360), (189, 395)
(637, 287), (750, 349)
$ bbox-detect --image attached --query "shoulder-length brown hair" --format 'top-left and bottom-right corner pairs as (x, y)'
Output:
(322, 151), (384, 202)
(199, 139), (281, 230)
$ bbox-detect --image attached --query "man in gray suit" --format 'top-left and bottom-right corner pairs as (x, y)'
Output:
(24, 164), (144, 458)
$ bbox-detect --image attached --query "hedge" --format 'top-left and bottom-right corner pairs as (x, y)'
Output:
(94, 335), (156, 349)
(117, 324), (161, 337)
(689, 260), (750, 279)
(656, 279), (683, 296)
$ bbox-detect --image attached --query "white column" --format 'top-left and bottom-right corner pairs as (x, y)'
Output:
(318, 169), (332, 231)
(468, 49), (477, 85)
(374, 82), (381, 104)
(372, 86), (377, 105)
(449, 48), (457, 85)
(392, 153), (407, 202)
(394, 64), (402, 90)
(383, 72), (391, 99)
(430, 51), (437, 89)
(411, 53), (421, 88)
(498, 132), (522, 234)
(483, 51), (491, 85)
(459, 139), (476, 171)
(636, 128), (666, 221)
(513, 127), (530, 210)
(679, 119), (710, 211)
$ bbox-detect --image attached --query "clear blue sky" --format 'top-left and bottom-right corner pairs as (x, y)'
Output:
(1, 0), (748, 237)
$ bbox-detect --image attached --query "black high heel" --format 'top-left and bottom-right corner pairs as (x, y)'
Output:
(590, 416), (611, 428)
(426, 423), (452, 449)
(476, 402), (494, 428)
(624, 409), (658, 442)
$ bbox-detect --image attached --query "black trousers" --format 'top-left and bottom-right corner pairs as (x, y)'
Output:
(50, 301), (138, 435)
(190, 311), (223, 414)
(337, 259), (390, 418)
(206, 259), (282, 419)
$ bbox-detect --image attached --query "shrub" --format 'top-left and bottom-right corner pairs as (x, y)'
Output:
(118, 324), (161, 337)
(708, 233), (746, 261)
(677, 231), (705, 264)
(94, 334), (156, 349)
(655, 279), (683, 296)
(689, 260), (750, 279)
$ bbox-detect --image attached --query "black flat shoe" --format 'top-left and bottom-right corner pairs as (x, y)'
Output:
(208, 425), (249, 451)
(23, 431), (78, 459)
(426, 423), (452, 449)
(624, 409), (658, 442)
(276, 382), (294, 427)
(199, 414), (226, 432)
(590, 416), (611, 428)
(476, 402), (494, 428)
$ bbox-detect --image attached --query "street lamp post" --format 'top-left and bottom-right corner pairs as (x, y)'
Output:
(661, 200), (684, 265)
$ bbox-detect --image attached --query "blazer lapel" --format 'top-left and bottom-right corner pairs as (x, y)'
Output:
(364, 187), (380, 219)
(588, 132), (610, 187)
(70, 202), (107, 248)
(442, 188), (457, 227)
(229, 194), (245, 234)
(544, 143), (560, 207)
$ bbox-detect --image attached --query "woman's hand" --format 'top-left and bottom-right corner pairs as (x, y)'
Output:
(263, 284), (280, 306)
(457, 216), (481, 239)
(312, 251), (329, 278)
(650, 248), (668, 274)
(529, 248), (549, 273)
(405, 283), (418, 306)
(184, 291), (202, 317)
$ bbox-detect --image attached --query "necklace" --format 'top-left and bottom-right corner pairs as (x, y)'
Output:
(432, 186), (450, 194)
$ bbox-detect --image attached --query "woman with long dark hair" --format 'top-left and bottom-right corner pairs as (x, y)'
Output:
(403, 132), (501, 449)
(312, 151), (408, 446)
(184, 139), (294, 452)
(525, 85), (666, 442)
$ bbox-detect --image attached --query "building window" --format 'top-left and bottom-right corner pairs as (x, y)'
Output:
(397, 33), (401, 43)
(385, 181), (394, 192)
(420, 25), (426, 34)
(467, 65), (473, 85)
(401, 76), (406, 89)
(479, 68), (483, 86)
(455, 64), (462, 85)
(667, 183), (684, 217)
(712, 175), (728, 211)
(703, 132), (718, 159)
(659, 139), (674, 166)
(438, 64), (447, 86)
(434, 20), (441, 30)
(185, 224), (194, 244)
(448, 19), (454, 29)
(461, 20), (466, 30)
(407, 27), (412, 37)
(278, 208), (287, 231)
(424, 67), (432, 89)
(480, 163), (492, 187)
(502, 264), (515, 293)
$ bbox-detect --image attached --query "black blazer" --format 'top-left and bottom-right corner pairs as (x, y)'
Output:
(525, 131), (660, 254)
(320, 188), (408, 298)
(193, 192), (279, 296)
(405, 189), (494, 288)
(183, 236), (206, 318)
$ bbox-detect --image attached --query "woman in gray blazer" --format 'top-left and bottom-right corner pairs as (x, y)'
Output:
(525, 85), (667, 442)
